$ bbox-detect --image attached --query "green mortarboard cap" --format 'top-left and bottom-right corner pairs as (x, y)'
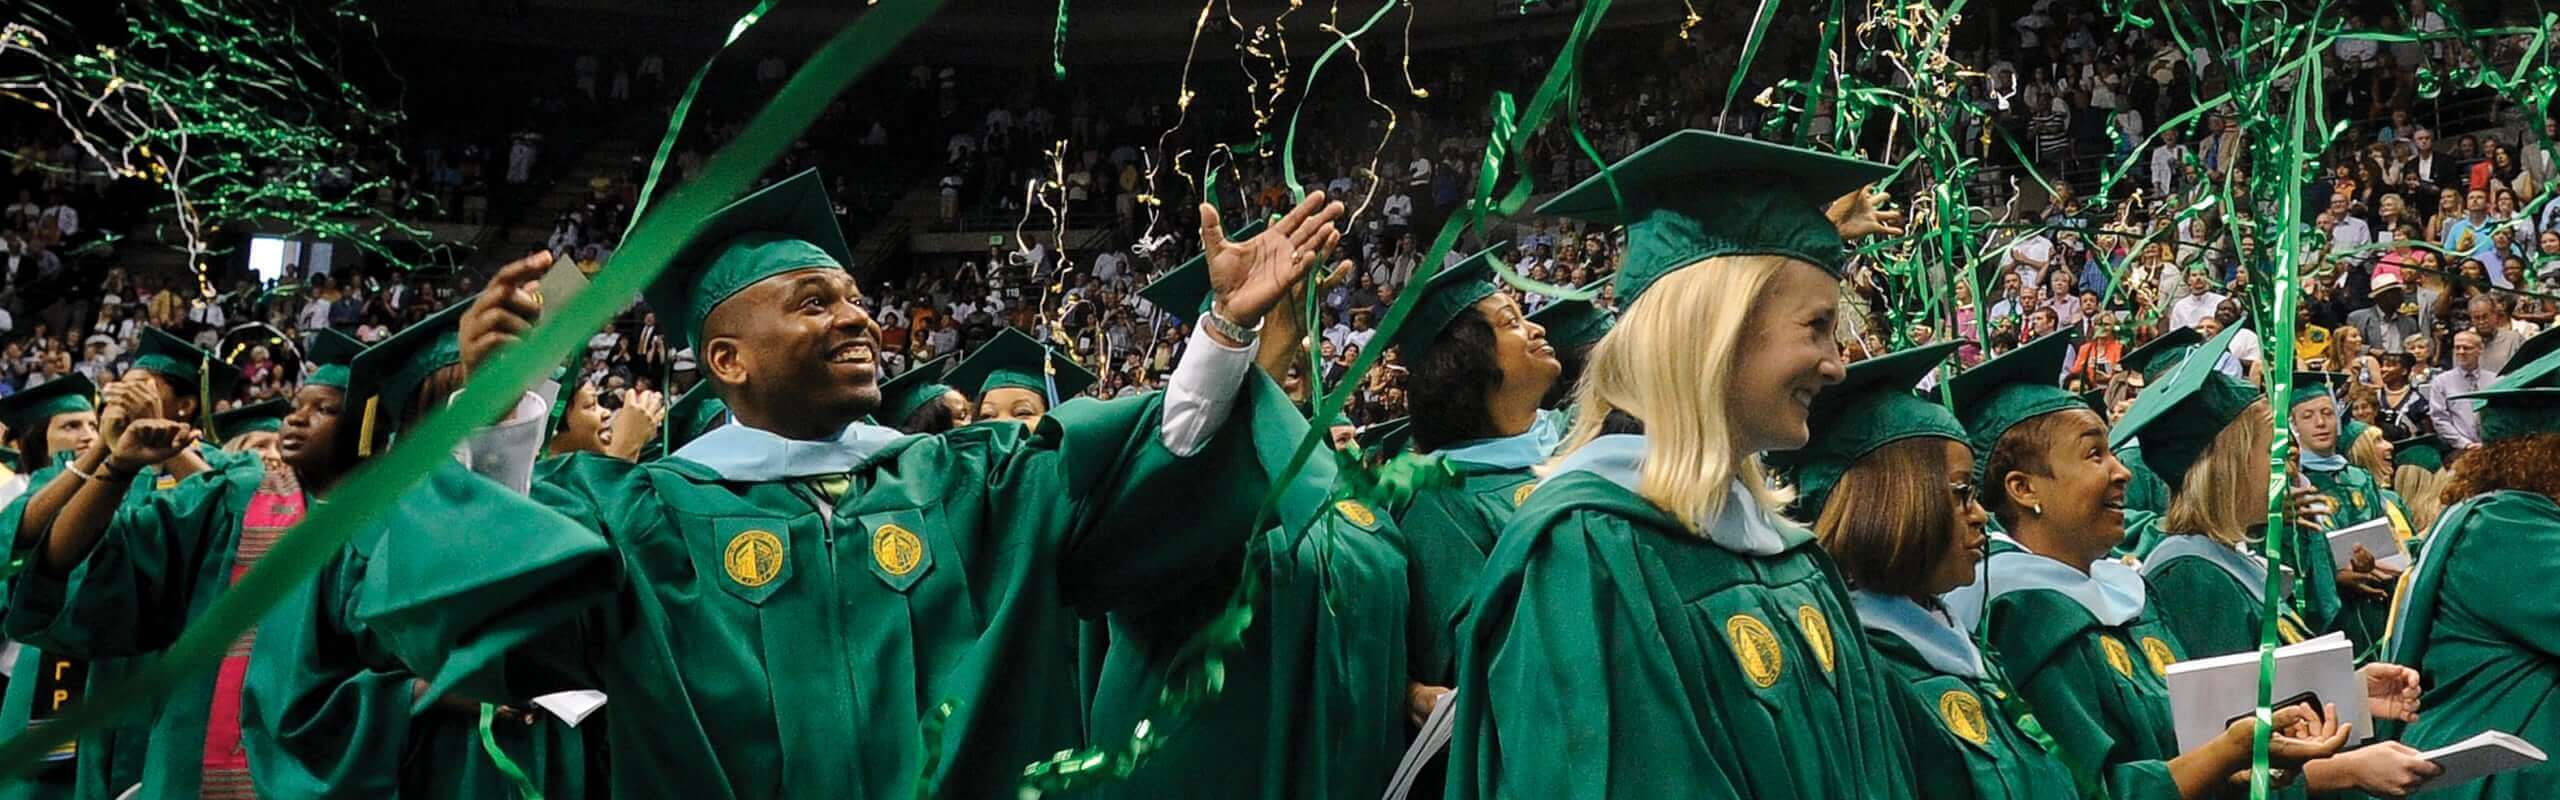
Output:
(1534, 129), (1893, 305)
(305, 329), (365, 390)
(2505, 325), (2560, 371)
(945, 328), (1097, 405)
(2121, 326), (2204, 380)
(1389, 246), (1505, 358)
(642, 169), (852, 350)
(1525, 293), (1615, 352)
(2108, 323), (2262, 487)
(2080, 389), (2110, 416)
(877, 355), (958, 428)
(343, 302), (470, 458)
(2390, 434), (2445, 471)
(0, 374), (95, 435)
(2339, 418), (2376, 452)
(132, 326), (243, 398)
(213, 398), (291, 440)
(2456, 344), (2560, 442)
(1138, 220), (1266, 323)
(1768, 341), (1966, 515)
(1357, 416), (1412, 457)
(1949, 330), (2083, 479)
(664, 379), (730, 454)
(2290, 371), (2348, 405)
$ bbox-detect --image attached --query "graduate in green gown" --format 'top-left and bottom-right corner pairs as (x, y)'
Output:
(2114, 348), (2438, 800)
(1445, 130), (1920, 798)
(2386, 344), (2560, 798)
(0, 376), (103, 800)
(3, 328), (246, 800)
(1072, 250), (1410, 799)
(1781, 341), (2085, 800)
(2109, 326), (2202, 559)
(2284, 371), (2409, 657)
(947, 327), (1098, 428)
(1379, 247), (1562, 709)
(211, 399), (290, 456)
(1942, 326), (2367, 798)
(354, 172), (1346, 798)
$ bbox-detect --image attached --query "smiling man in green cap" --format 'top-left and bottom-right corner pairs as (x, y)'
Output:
(354, 172), (1349, 797)
(2286, 369), (2408, 656)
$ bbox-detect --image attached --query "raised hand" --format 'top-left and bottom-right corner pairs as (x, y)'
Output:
(1828, 184), (1906, 241)
(97, 377), (163, 444)
(605, 389), (666, 461)
(107, 419), (198, 474)
(1200, 192), (1347, 338)
(461, 251), (555, 377)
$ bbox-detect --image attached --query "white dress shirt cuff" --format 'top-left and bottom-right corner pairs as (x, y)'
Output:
(449, 382), (555, 495)
(1158, 324), (1260, 457)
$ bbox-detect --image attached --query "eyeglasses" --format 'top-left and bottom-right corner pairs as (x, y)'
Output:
(1949, 481), (1978, 506)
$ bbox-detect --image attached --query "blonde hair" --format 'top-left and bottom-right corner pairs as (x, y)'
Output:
(2164, 399), (2274, 546)
(1550, 254), (1798, 530)
(2395, 464), (2447, 533)
(2347, 424), (2392, 489)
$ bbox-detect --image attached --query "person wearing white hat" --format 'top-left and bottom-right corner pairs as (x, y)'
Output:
(2345, 271), (2429, 355)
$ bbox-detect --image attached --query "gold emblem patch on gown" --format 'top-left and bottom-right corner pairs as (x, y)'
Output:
(1796, 605), (1836, 673)
(872, 523), (924, 577)
(723, 530), (785, 587)
(1512, 483), (1536, 507)
(2140, 637), (2176, 676)
(1938, 690), (1991, 745)
(1333, 500), (1377, 527)
(2101, 636), (2135, 678)
(1726, 614), (1786, 688)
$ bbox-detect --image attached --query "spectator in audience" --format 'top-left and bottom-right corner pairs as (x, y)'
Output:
(2424, 329), (2493, 449)
(2169, 265), (2227, 331)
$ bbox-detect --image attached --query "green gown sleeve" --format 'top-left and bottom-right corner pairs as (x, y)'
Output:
(2143, 556), (2263, 658)
(1385, 481), (1504, 686)
(1446, 511), (1744, 798)
(1984, 591), (2181, 800)
(4, 460), (257, 657)
(242, 539), (416, 799)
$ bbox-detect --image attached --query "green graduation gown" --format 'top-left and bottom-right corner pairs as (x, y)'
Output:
(2111, 442), (2173, 559)
(0, 447), (236, 800)
(1854, 592), (2081, 800)
(1387, 459), (1536, 689)
(2385, 490), (2560, 798)
(1444, 443), (1913, 798)
(358, 381), (1291, 799)
(2303, 463), (2398, 655)
(1083, 453), (1410, 799)
(2138, 533), (2314, 658)
(1951, 538), (2184, 800)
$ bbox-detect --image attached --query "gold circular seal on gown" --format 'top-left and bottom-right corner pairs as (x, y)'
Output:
(724, 530), (786, 587)
(1938, 690), (1991, 745)
(1512, 483), (1536, 507)
(1796, 605), (1836, 673)
(1726, 614), (1786, 688)
(873, 523), (925, 576)
(2101, 636), (2136, 678)
(2140, 637), (2177, 676)
(1333, 500), (1377, 527)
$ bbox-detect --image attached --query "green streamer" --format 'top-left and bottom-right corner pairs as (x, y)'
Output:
(477, 704), (544, 800)
(621, 0), (784, 248)
(1279, 0), (1402, 202)
(0, 0), (947, 776)
(1052, 0), (1069, 79)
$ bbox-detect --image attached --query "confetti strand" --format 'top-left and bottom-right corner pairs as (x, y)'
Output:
(621, 0), (785, 248)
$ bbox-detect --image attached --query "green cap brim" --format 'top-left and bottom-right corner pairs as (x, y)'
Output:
(2122, 326), (2205, 380)
(1389, 245), (1506, 357)
(665, 379), (730, 454)
(131, 326), (243, 398)
(1525, 293), (1615, 352)
(877, 354), (958, 426)
(2390, 434), (2445, 470)
(1357, 416), (1412, 457)
(1138, 220), (1266, 322)
(945, 328), (1097, 405)
(2290, 370), (2348, 406)
(2108, 323), (2262, 487)
(2505, 325), (2560, 371)
(213, 398), (291, 440)
(1769, 341), (1966, 515)
(1534, 129), (1893, 304)
(641, 169), (853, 349)
(2457, 344), (2560, 442)
(0, 374), (96, 434)
(1949, 330), (2085, 479)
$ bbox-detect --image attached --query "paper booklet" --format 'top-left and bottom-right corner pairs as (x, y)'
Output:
(2413, 730), (2547, 793)
(1381, 689), (1457, 800)
(2324, 516), (2411, 571)
(531, 690), (609, 728)
(2164, 632), (2370, 753)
